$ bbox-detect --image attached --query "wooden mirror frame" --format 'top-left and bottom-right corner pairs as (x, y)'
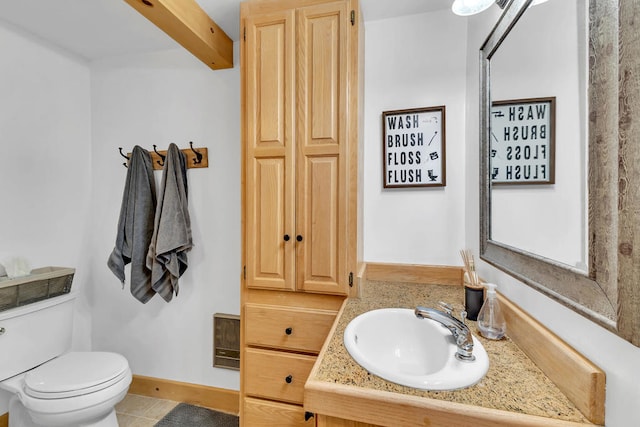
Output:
(479, 0), (640, 346)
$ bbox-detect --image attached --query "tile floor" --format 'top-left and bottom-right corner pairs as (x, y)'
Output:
(115, 394), (179, 427)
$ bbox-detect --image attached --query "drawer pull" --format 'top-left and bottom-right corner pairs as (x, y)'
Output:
(285, 327), (293, 335)
(304, 411), (314, 421)
(285, 375), (293, 384)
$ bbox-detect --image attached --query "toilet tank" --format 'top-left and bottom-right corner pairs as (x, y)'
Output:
(0, 292), (75, 381)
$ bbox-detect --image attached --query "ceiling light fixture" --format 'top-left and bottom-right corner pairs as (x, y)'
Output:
(452, 0), (496, 16)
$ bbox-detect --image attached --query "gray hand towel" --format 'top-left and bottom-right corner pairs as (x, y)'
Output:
(107, 146), (157, 303)
(146, 143), (193, 302)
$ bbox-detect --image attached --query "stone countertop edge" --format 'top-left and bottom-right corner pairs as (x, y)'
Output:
(304, 280), (594, 426)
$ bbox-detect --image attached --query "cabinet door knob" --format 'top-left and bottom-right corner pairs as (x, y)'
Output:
(284, 234), (290, 241)
(296, 235), (303, 242)
(304, 412), (315, 421)
(285, 375), (293, 384)
(285, 327), (293, 335)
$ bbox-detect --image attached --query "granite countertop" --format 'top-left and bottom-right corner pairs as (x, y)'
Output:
(309, 280), (591, 424)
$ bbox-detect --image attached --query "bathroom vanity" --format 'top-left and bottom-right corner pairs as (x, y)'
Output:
(304, 264), (605, 427)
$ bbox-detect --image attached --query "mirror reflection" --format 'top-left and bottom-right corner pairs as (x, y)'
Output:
(489, 0), (589, 270)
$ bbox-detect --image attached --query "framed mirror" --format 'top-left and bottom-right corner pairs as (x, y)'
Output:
(480, 0), (640, 346)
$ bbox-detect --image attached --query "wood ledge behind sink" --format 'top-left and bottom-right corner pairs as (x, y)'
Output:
(498, 293), (605, 424)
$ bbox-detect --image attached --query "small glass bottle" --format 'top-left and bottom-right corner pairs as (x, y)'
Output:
(477, 283), (506, 340)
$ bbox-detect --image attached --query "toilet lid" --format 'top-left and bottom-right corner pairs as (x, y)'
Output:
(24, 352), (129, 399)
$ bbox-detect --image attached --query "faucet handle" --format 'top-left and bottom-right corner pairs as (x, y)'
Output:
(438, 301), (453, 315)
(460, 310), (468, 325)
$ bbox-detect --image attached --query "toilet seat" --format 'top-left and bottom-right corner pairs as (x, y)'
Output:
(9, 355), (132, 427)
(24, 352), (129, 399)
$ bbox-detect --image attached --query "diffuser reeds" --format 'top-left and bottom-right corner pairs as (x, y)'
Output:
(460, 249), (483, 289)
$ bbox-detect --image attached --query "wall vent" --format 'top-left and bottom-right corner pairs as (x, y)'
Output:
(213, 313), (240, 370)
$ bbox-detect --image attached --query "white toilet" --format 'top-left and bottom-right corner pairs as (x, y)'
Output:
(0, 293), (132, 427)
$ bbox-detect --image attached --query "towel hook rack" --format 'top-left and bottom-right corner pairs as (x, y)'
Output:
(189, 141), (203, 165)
(153, 145), (166, 167)
(118, 144), (208, 170)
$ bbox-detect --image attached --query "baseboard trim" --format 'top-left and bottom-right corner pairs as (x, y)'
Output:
(364, 262), (463, 285)
(130, 375), (239, 415)
(0, 412), (7, 427)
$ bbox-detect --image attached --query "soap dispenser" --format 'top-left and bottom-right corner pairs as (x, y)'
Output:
(477, 283), (506, 340)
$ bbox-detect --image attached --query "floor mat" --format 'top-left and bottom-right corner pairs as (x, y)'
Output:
(154, 403), (239, 427)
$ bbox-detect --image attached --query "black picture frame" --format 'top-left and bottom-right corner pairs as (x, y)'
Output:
(382, 106), (446, 188)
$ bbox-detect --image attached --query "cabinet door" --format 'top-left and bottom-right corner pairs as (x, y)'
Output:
(244, 348), (316, 404)
(296, 2), (350, 295)
(244, 397), (315, 427)
(245, 10), (296, 291)
(244, 303), (337, 352)
(317, 415), (380, 427)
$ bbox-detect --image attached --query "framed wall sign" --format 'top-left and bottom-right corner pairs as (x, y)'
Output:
(382, 106), (446, 188)
(490, 97), (555, 185)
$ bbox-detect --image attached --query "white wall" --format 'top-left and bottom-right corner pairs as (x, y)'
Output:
(0, 24), (242, 395)
(88, 46), (241, 391)
(363, 10), (468, 266)
(463, 7), (640, 427)
(0, 21), (93, 412)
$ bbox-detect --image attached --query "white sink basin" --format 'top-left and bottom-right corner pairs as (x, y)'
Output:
(343, 308), (489, 391)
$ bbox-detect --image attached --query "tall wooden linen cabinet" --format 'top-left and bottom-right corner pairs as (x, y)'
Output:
(240, 0), (362, 425)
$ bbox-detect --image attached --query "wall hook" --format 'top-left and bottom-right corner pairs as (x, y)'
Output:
(189, 141), (203, 164)
(119, 147), (129, 168)
(153, 144), (166, 167)
(118, 147), (130, 160)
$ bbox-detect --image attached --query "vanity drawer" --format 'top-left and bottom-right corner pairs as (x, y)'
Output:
(244, 348), (316, 404)
(244, 303), (336, 353)
(243, 397), (315, 427)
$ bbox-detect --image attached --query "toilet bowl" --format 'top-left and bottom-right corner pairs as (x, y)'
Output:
(0, 293), (132, 427)
(1, 352), (132, 427)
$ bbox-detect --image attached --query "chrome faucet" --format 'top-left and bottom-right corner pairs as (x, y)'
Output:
(414, 305), (476, 362)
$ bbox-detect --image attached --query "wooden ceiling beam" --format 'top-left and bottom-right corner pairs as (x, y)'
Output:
(124, 0), (233, 70)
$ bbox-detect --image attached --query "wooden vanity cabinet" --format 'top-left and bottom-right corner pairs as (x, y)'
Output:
(240, 292), (344, 426)
(244, 0), (357, 297)
(240, 0), (361, 425)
